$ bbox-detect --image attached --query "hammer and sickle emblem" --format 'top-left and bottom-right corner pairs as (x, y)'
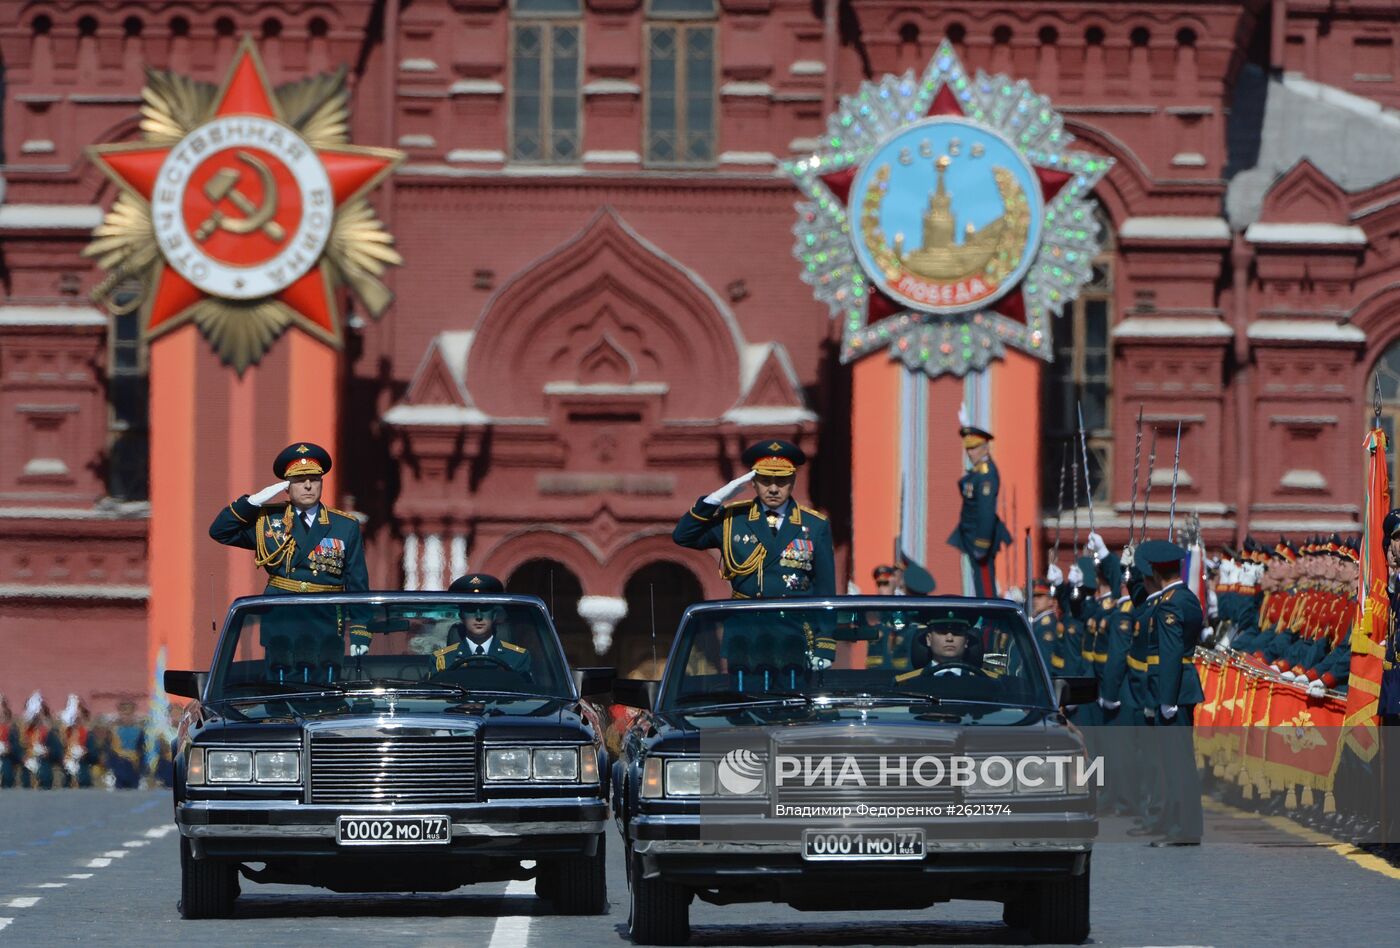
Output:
(194, 151), (285, 243)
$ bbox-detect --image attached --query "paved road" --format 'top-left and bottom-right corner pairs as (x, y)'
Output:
(1, 790), (1398, 946)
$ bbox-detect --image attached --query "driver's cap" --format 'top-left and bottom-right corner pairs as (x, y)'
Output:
(448, 573), (505, 594)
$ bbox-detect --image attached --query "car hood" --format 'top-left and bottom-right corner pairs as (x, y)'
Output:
(192, 695), (597, 743)
(640, 702), (1075, 756)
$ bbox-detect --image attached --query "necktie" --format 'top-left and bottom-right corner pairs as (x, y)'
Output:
(767, 512), (781, 535)
(475, 644), (485, 656)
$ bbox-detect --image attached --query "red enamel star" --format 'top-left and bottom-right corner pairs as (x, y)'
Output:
(88, 37), (401, 353)
(817, 87), (1073, 328)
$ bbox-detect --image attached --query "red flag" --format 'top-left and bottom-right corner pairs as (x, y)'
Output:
(1344, 427), (1390, 758)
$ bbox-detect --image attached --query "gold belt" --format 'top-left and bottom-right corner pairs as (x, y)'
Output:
(1127, 654), (1192, 671)
(268, 576), (342, 594)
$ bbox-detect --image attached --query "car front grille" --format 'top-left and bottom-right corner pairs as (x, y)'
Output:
(309, 736), (478, 806)
(772, 751), (956, 808)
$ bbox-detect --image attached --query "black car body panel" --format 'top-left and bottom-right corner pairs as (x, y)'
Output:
(171, 593), (610, 896)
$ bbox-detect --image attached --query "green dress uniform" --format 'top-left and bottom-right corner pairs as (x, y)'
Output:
(1144, 580), (1205, 843)
(946, 456), (1013, 598)
(1098, 594), (1138, 815)
(433, 631), (532, 675)
(674, 440), (838, 668)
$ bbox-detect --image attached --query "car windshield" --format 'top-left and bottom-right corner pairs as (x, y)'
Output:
(661, 601), (1052, 711)
(207, 597), (574, 707)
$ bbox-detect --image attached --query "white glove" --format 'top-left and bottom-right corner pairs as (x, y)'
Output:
(1120, 546), (1135, 569)
(1047, 564), (1064, 586)
(249, 480), (290, 505)
(1098, 697), (1121, 711)
(1307, 679), (1326, 698)
(1281, 670), (1296, 682)
(809, 655), (832, 671)
(1220, 560), (1239, 586)
(1068, 564), (1084, 588)
(704, 470), (756, 506)
(1199, 626), (1216, 647)
(349, 643), (369, 657)
(1159, 704), (1178, 721)
(1086, 532), (1109, 560)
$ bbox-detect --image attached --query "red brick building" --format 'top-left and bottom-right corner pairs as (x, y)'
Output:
(5, 1), (1400, 704)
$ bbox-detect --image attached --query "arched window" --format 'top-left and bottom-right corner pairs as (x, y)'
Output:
(507, 558), (590, 665)
(613, 562), (704, 678)
(510, 0), (582, 162)
(1369, 345), (1400, 488)
(1041, 208), (1115, 511)
(645, 0), (716, 165)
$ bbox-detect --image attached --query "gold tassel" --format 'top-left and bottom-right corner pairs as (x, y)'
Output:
(1300, 786), (1314, 808)
(1243, 782), (1255, 801)
(1323, 791), (1336, 814)
(1284, 787), (1297, 809)
(1213, 763), (1225, 778)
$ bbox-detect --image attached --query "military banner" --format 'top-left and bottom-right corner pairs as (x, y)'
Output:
(1344, 427), (1390, 758)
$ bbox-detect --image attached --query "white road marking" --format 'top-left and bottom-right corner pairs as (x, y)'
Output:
(4, 898), (40, 909)
(143, 825), (176, 839)
(100, 850), (129, 859)
(64, 874), (93, 880)
(84, 858), (112, 868)
(486, 878), (535, 948)
(122, 840), (149, 848)
(0, 918), (12, 932)
(27, 883), (66, 889)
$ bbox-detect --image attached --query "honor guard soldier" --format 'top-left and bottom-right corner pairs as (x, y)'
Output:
(947, 410), (1012, 597)
(1136, 538), (1205, 846)
(673, 439), (837, 667)
(434, 575), (531, 676)
(209, 442), (372, 653)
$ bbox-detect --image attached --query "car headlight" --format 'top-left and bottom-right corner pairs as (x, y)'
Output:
(254, 750), (300, 783)
(1014, 757), (1069, 795)
(206, 749), (253, 784)
(665, 759), (716, 796)
(486, 748), (532, 781)
(533, 748), (578, 781)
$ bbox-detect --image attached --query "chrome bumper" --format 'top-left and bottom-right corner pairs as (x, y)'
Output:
(178, 798), (606, 839)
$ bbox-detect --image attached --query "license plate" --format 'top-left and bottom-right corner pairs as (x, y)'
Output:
(802, 829), (925, 861)
(336, 816), (451, 846)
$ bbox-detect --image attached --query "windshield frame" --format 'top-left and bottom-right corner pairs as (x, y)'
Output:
(206, 592), (578, 705)
(656, 596), (1054, 712)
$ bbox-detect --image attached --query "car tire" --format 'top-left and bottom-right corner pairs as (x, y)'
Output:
(178, 835), (237, 919)
(545, 834), (608, 915)
(1001, 897), (1033, 931)
(627, 848), (690, 945)
(1028, 855), (1090, 944)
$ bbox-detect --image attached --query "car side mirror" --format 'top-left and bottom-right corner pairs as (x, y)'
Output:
(1054, 676), (1097, 707)
(613, 678), (659, 712)
(572, 666), (616, 698)
(164, 670), (207, 700)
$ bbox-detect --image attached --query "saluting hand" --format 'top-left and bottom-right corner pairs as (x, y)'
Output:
(249, 480), (291, 505)
(704, 471), (757, 506)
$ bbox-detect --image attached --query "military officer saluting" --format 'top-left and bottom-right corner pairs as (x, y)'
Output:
(674, 439), (837, 667)
(947, 408), (1012, 597)
(433, 574), (531, 675)
(673, 440), (835, 600)
(209, 442), (371, 651)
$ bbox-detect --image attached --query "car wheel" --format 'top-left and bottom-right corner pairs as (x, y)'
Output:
(1028, 855), (1090, 944)
(545, 834), (608, 915)
(1001, 896), (1033, 931)
(627, 847), (690, 945)
(178, 835), (237, 919)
